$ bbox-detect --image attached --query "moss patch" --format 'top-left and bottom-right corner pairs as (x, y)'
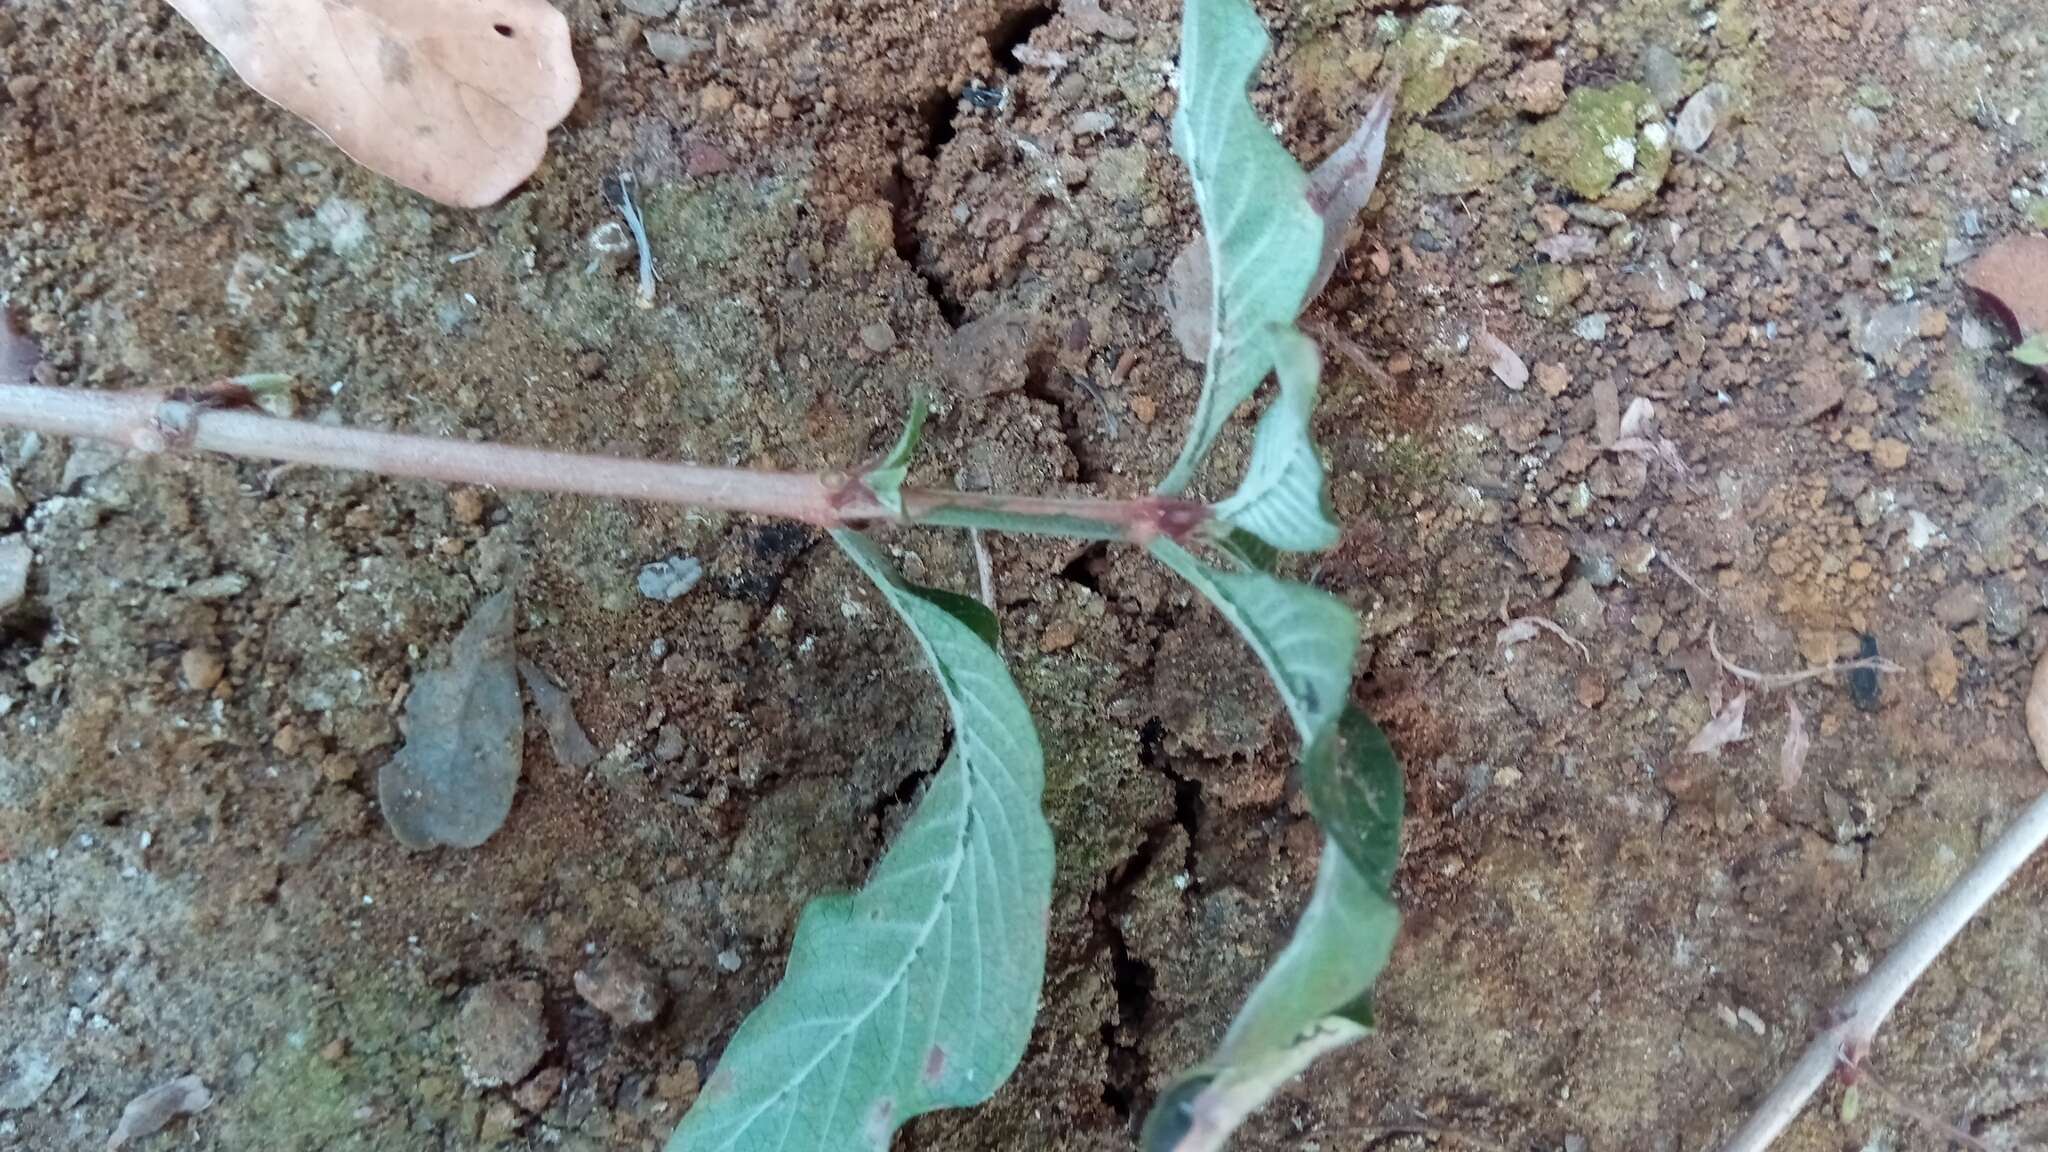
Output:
(1527, 83), (1656, 201)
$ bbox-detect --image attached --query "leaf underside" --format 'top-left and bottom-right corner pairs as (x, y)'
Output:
(1142, 540), (1404, 1152)
(667, 531), (1052, 1152)
(1156, 0), (1322, 501)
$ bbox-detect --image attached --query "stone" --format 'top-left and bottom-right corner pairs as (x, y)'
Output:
(456, 980), (548, 1088)
(180, 647), (226, 691)
(0, 535), (28, 612)
(1553, 577), (1605, 636)
(574, 951), (666, 1027)
(1508, 526), (1571, 579)
(637, 556), (704, 602)
(620, 0), (680, 16)
(1506, 59), (1566, 115)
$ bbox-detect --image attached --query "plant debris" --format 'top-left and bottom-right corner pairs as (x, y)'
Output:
(1686, 691), (1748, 756)
(1477, 326), (1529, 392)
(518, 659), (600, 771)
(1780, 698), (1810, 792)
(377, 590), (522, 850)
(1496, 612), (1589, 663)
(107, 1074), (212, 1150)
(1609, 397), (1688, 477)
(163, 0), (580, 206)
(1707, 623), (1901, 691)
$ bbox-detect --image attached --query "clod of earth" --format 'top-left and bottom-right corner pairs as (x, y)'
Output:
(455, 979), (550, 1088)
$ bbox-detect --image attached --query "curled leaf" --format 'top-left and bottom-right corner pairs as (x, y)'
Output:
(166, 0), (581, 207)
(1686, 691), (1748, 757)
(1154, 0), (1322, 492)
(1305, 86), (1397, 301)
(1780, 698), (1810, 791)
(517, 659), (599, 771)
(1144, 540), (1402, 1152)
(378, 590), (522, 849)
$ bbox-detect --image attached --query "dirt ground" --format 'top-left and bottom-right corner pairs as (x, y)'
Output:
(4, 0), (2048, 1148)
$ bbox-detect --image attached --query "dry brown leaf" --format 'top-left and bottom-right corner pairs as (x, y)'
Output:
(1609, 396), (1689, 478)
(167, 0), (580, 208)
(1780, 698), (1810, 791)
(1165, 85), (1396, 362)
(518, 659), (599, 771)
(1477, 327), (1528, 392)
(108, 1075), (211, 1150)
(2028, 644), (2048, 777)
(1687, 691), (1748, 756)
(1305, 86), (1397, 300)
(1496, 615), (1589, 663)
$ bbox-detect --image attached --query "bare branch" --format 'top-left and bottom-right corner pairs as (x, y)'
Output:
(0, 382), (1205, 544)
(1714, 660), (2048, 1152)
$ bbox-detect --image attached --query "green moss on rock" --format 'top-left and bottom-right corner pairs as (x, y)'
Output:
(1527, 83), (1655, 201)
(1391, 6), (1487, 115)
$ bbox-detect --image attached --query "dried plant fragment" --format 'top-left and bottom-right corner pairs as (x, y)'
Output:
(166, 0), (580, 207)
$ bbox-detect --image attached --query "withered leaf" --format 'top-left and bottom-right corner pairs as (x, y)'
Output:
(378, 590), (521, 849)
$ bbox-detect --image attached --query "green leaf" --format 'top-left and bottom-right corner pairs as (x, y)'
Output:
(2014, 332), (2048, 367)
(668, 529), (1053, 1152)
(1156, 0), (1322, 495)
(862, 394), (930, 516)
(1143, 540), (1403, 1152)
(1208, 329), (1339, 552)
(1148, 539), (1355, 738)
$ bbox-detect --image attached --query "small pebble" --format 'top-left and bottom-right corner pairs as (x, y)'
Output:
(574, 952), (667, 1027)
(455, 979), (548, 1088)
(180, 648), (226, 692)
(637, 556), (704, 603)
(858, 321), (896, 353)
(620, 0), (679, 15)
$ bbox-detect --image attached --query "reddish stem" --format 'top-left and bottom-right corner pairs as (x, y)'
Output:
(0, 383), (1206, 544)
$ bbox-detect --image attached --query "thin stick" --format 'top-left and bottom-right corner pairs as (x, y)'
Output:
(970, 528), (997, 608)
(1714, 786), (2048, 1152)
(0, 383), (1205, 544)
(1707, 622), (1901, 691)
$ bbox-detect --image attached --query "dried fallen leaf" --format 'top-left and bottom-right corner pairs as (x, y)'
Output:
(0, 305), (40, 384)
(1963, 235), (2048, 348)
(1477, 326), (1529, 392)
(1687, 691), (1748, 756)
(378, 590), (522, 849)
(518, 659), (600, 771)
(108, 1074), (211, 1150)
(1496, 615), (1589, 663)
(1780, 698), (1810, 791)
(1305, 86), (1397, 300)
(1164, 240), (1212, 363)
(1609, 397), (1689, 478)
(166, 0), (580, 208)
(1165, 85), (1396, 362)
(2028, 643), (2048, 777)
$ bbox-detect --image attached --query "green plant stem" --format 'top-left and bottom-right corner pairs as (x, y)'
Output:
(0, 382), (1206, 543)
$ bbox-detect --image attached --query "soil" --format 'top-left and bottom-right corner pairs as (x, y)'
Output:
(4, 0), (2048, 1150)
